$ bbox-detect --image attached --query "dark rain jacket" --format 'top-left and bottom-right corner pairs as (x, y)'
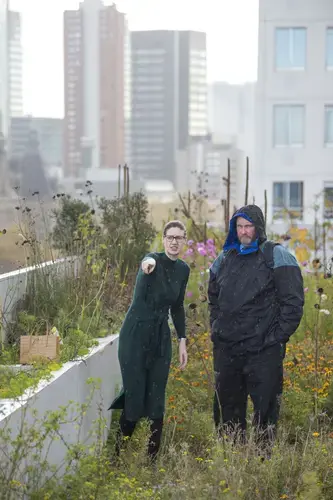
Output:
(208, 205), (304, 352)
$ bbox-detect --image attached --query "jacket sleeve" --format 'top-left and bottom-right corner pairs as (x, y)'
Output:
(208, 252), (224, 328)
(273, 246), (304, 343)
(171, 265), (190, 339)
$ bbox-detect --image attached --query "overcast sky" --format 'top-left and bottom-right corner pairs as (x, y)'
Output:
(10, 0), (259, 118)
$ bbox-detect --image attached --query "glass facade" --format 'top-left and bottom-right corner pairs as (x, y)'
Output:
(0, 0), (8, 139)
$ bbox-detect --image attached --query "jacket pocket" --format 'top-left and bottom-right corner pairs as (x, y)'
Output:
(263, 321), (278, 348)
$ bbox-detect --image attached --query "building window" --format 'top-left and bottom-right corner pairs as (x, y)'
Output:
(325, 106), (333, 145)
(326, 28), (333, 68)
(273, 182), (303, 219)
(275, 27), (306, 69)
(273, 105), (305, 147)
(324, 184), (333, 219)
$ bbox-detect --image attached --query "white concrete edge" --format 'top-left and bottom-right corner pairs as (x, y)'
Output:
(0, 332), (120, 421)
(0, 256), (79, 283)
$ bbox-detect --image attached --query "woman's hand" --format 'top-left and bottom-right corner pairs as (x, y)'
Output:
(179, 338), (188, 370)
(142, 257), (156, 274)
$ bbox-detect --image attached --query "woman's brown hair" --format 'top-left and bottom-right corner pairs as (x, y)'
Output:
(163, 220), (187, 238)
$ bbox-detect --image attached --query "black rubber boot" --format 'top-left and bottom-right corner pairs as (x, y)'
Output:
(115, 410), (137, 457)
(147, 418), (163, 462)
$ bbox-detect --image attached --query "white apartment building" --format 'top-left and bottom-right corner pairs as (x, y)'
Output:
(256, 0), (333, 227)
(8, 10), (23, 118)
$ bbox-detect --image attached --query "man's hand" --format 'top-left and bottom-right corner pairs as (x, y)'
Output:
(141, 257), (156, 275)
(179, 338), (188, 370)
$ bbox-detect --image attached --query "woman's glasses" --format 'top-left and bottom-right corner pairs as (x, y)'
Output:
(165, 235), (185, 243)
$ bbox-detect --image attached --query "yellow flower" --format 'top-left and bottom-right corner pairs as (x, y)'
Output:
(312, 432), (320, 437)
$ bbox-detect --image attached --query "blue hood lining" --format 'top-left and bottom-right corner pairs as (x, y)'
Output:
(223, 212), (259, 255)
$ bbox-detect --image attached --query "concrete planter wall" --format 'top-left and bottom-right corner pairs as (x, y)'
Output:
(0, 257), (80, 343)
(0, 259), (122, 476)
(0, 334), (121, 475)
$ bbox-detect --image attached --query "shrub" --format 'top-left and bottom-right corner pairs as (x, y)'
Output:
(98, 192), (157, 278)
(52, 196), (91, 253)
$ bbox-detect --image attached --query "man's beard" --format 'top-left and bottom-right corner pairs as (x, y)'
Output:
(240, 237), (253, 246)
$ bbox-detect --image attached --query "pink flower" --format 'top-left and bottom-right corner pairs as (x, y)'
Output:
(304, 287), (309, 293)
(186, 291), (193, 298)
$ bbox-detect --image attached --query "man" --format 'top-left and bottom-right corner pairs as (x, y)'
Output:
(208, 205), (304, 451)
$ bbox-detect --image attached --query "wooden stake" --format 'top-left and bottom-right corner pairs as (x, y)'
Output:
(125, 164), (129, 194)
(118, 164), (121, 198)
(264, 189), (267, 227)
(245, 156), (249, 205)
(123, 164), (127, 196)
(226, 158), (231, 224)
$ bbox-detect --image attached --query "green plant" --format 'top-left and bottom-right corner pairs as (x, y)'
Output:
(98, 192), (157, 278)
(52, 196), (91, 253)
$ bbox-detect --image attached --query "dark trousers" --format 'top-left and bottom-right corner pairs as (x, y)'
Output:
(213, 343), (284, 448)
(115, 410), (163, 461)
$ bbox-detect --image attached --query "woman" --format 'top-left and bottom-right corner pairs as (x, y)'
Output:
(110, 220), (190, 461)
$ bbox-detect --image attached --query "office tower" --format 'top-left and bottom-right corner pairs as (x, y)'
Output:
(63, 0), (125, 177)
(131, 30), (207, 185)
(8, 10), (23, 117)
(0, 0), (8, 137)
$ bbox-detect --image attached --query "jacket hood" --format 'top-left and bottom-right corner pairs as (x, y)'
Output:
(223, 204), (267, 252)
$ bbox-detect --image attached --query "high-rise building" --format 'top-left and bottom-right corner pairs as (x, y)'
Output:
(0, 0), (8, 138)
(63, 0), (126, 178)
(256, 0), (333, 226)
(8, 10), (23, 118)
(131, 30), (207, 186)
(10, 116), (63, 168)
(0, 0), (9, 196)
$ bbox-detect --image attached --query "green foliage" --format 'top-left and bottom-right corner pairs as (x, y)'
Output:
(2, 374), (333, 499)
(52, 196), (91, 252)
(0, 361), (60, 399)
(3, 194), (333, 498)
(59, 328), (98, 362)
(98, 192), (157, 277)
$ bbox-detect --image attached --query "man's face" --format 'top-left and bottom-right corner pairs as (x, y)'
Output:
(236, 217), (256, 246)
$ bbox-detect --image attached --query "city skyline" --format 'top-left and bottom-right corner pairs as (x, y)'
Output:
(10, 0), (259, 118)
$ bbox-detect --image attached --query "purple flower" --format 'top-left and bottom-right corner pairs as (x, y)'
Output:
(207, 239), (214, 246)
(207, 247), (217, 258)
(186, 291), (193, 298)
(198, 247), (207, 256)
(187, 240), (194, 246)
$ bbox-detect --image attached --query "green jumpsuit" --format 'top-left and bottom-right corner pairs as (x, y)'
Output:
(110, 252), (190, 422)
